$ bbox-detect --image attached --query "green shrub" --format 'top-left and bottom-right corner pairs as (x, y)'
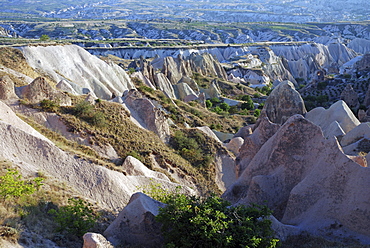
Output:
(209, 97), (221, 105)
(49, 198), (98, 237)
(0, 169), (43, 200)
(89, 111), (106, 127)
(219, 103), (230, 112)
(40, 99), (59, 112)
(205, 100), (213, 108)
(73, 101), (93, 117)
(254, 109), (261, 118)
(156, 194), (279, 248)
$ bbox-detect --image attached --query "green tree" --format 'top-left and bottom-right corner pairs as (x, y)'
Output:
(156, 194), (279, 248)
(219, 102), (230, 112)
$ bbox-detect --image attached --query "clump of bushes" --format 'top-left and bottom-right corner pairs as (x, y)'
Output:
(156, 193), (279, 248)
(48, 198), (98, 237)
(72, 101), (106, 127)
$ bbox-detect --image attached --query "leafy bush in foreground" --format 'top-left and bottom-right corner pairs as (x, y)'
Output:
(156, 194), (279, 248)
(49, 198), (98, 237)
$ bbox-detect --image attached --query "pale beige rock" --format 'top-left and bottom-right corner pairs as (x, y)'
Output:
(358, 109), (366, 122)
(196, 126), (222, 143)
(173, 82), (198, 101)
(306, 100), (360, 135)
(56, 79), (78, 95)
(340, 123), (370, 147)
(262, 80), (306, 124)
(224, 115), (370, 243)
(16, 77), (72, 106)
(124, 90), (171, 142)
(83, 233), (113, 248)
(153, 72), (176, 99)
(20, 45), (135, 99)
(104, 193), (165, 248)
(122, 156), (170, 181)
(162, 55), (193, 84)
(237, 117), (280, 176)
(224, 137), (244, 156)
(214, 151), (237, 192)
(189, 53), (228, 81)
(0, 75), (18, 100)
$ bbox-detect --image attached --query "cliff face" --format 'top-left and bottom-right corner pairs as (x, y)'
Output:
(20, 45), (136, 99)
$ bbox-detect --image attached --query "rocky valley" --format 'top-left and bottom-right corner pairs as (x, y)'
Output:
(0, 2), (370, 247)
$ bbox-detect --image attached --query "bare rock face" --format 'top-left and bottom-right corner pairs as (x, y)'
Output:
(20, 45), (135, 100)
(56, 79), (78, 95)
(224, 115), (370, 243)
(83, 233), (113, 248)
(189, 53), (228, 81)
(353, 53), (370, 72)
(16, 77), (71, 106)
(153, 72), (176, 99)
(306, 100), (360, 137)
(237, 117), (280, 176)
(224, 137), (244, 156)
(162, 55), (193, 84)
(104, 193), (165, 248)
(340, 84), (359, 109)
(262, 80), (306, 125)
(123, 90), (171, 142)
(121, 156), (170, 181)
(0, 75), (18, 100)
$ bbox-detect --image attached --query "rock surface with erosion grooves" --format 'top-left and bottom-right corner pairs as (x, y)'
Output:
(104, 193), (165, 248)
(306, 100), (360, 137)
(0, 75), (18, 100)
(223, 115), (370, 243)
(19, 45), (135, 99)
(261, 80), (306, 125)
(0, 100), (187, 211)
(162, 55), (193, 84)
(237, 117), (280, 176)
(189, 53), (228, 81)
(123, 90), (171, 143)
(16, 77), (72, 105)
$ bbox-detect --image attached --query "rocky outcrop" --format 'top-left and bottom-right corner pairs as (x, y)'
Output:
(237, 117), (280, 176)
(224, 115), (370, 243)
(83, 233), (113, 248)
(16, 77), (71, 105)
(121, 156), (170, 181)
(306, 100), (360, 137)
(104, 193), (165, 248)
(0, 75), (18, 100)
(162, 55), (193, 84)
(56, 79), (78, 95)
(123, 90), (171, 142)
(189, 53), (227, 81)
(261, 80), (306, 125)
(19, 45), (135, 99)
(340, 84), (359, 109)
(224, 137), (244, 156)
